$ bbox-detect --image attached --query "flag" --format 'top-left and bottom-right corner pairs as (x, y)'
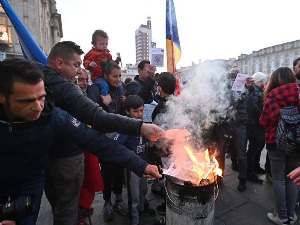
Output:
(166, 0), (181, 95)
(0, 0), (47, 64)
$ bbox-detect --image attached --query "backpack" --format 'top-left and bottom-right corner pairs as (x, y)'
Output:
(276, 106), (300, 155)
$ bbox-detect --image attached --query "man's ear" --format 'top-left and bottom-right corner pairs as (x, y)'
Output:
(55, 58), (64, 70)
(125, 109), (130, 116)
(0, 94), (6, 104)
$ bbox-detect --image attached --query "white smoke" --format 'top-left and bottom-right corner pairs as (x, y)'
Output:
(155, 61), (233, 143)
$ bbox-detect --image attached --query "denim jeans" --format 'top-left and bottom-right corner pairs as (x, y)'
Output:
(267, 144), (300, 219)
(0, 178), (44, 225)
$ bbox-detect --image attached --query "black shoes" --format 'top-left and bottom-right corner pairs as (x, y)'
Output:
(247, 174), (264, 183)
(255, 167), (266, 174)
(238, 178), (246, 192)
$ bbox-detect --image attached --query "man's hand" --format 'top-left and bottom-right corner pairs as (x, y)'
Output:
(101, 94), (112, 106)
(0, 221), (16, 225)
(89, 61), (97, 68)
(147, 64), (156, 79)
(120, 95), (126, 103)
(245, 77), (254, 86)
(141, 123), (165, 141)
(143, 164), (162, 179)
(288, 167), (300, 186)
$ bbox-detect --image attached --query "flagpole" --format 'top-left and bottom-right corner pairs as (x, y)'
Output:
(168, 0), (175, 73)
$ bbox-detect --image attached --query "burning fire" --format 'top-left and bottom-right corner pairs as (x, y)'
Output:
(184, 146), (222, 185)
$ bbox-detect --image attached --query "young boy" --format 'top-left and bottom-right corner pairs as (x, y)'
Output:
(151, 72), (176, 225)
(83, 29), (123, 103)
(115, 95), (155, 225)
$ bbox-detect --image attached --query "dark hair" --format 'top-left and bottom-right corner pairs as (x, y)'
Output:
(264, 67), (296, 97)
(91, 29), (108, 46)
(124, 77), (132, 85)
(0, 58), (44, 97)
(47, 41), (84, 63)
(101, 60), (121, 76)
(158, 72), (176, 94)
(124, 95), (144, 111)
(293, 57), (300, 67)
(137, 60), (150, 70)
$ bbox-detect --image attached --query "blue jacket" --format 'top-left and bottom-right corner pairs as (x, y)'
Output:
(0, 100), (147, 193)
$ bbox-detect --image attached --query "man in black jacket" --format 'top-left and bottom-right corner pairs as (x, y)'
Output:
(0, 59), (161, 225)
(41, 41), (163, 141)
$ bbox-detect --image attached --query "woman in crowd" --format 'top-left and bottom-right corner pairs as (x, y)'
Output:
(259, 67), (300, 225)
(87, 61), (128, 222)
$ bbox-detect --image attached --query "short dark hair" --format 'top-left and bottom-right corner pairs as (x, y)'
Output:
(124, 77), (132, 85)
(0, 58), (44, 97)
(158, 72), (176, 94)
(91, 29), (108, 46)
(124, 95), (144, 111)
(47, 41), (84, 63)
(137, 60), (150, 70)
(293, 57), (300, 67)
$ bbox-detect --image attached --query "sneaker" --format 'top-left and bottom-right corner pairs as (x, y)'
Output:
(289, 214), (297, 225)
(266, 173), (273, 183)
(247, 174), (264, 183)
(139, 207), (156, 216)
(156, 202), (166, 215)
(113, 201), (129, 216)
(237, 178), (246, 192)
(267, 212), (289, 225)
(103, 203), (115, 221)
(152, 216), (166, 225)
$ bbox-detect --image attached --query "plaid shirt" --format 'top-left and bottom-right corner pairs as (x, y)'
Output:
(259, 83), (300, 143)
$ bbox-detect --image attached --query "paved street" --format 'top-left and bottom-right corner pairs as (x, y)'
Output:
(37, 149), (300, 225)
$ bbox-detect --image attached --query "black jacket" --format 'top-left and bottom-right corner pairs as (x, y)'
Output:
(247, 84), (264, 127)
(87, 83), (125, 115)
(125, 75), (158, 104)
(0, 97), (147, 192)
(40, 65), (142, 135)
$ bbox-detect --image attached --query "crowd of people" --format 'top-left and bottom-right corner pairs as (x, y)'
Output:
(1, 27), (300, 225)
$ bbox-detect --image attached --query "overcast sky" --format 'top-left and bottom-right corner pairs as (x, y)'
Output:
(56, 0), (300, 70)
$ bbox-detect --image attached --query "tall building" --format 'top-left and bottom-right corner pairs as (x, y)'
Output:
(0, 0), (62, 60)
(135, 16), (152, 64)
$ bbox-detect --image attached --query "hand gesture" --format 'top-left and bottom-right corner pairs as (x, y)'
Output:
(143, 164), (162, 179)
(147, 64), (156, 79)
(140, 123), (165, 141)
(89, 61), (97, 68)
(288, 167), (300, 186)
(120, 95), (126, 103)
(101, 94), (112, 106)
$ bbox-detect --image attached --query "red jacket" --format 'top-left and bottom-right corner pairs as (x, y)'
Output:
(83, 48), (113, 82)
(259, 83), (300, 144)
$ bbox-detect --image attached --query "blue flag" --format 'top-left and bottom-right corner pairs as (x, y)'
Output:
(0, 0), (47, 64)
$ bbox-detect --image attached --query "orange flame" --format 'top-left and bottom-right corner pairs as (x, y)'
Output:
(184, 146), (222, 184)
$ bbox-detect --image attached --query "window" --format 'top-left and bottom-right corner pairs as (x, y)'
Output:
(0, 7), (12, 44)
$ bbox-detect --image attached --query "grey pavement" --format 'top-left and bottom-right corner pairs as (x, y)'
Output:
(37, 149), (300, 225)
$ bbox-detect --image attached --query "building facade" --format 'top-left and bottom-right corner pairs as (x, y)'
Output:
(236, 39), (300, 76)
(135, 16), (152, 64)
(0, 0), (62, 60)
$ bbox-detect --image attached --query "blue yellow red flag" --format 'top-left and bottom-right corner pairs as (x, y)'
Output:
(0, 0), (47, 64)
(166, 0), (181, 95)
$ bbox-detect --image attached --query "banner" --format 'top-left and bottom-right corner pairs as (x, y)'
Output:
(0, 0), (47, 64)
(166, 0), (181, 95)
